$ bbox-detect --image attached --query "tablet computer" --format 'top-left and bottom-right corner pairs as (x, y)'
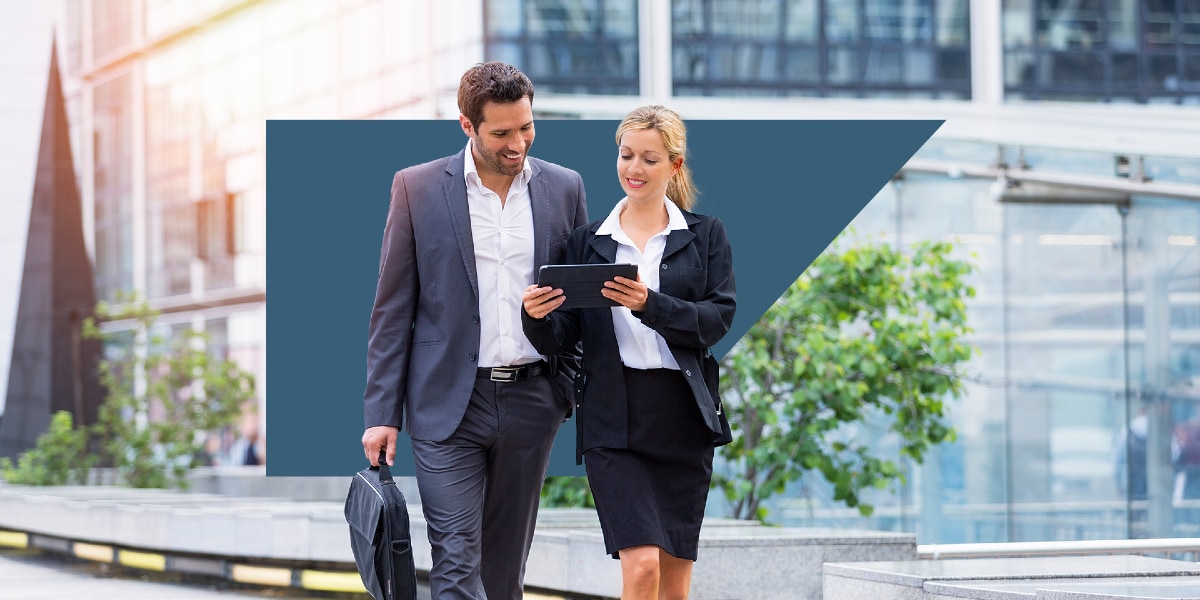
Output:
(537, 263), (638, 309)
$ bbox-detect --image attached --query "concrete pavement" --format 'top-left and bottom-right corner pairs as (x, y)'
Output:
(0, 548), (303, 599)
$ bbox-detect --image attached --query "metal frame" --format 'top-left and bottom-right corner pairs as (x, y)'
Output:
(902, 158), (1200, 202)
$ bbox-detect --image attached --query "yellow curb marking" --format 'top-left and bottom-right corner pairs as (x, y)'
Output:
(73, 542), (113, 563)
(0, 531), (28, 548)
(118, 549), (166, 571)
(299, 569), (368, 592)
(231, 564), (292, 587)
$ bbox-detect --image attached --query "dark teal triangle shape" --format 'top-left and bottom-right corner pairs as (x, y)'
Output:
(633, 121), (942, 359)
(265, 119), (941, 476)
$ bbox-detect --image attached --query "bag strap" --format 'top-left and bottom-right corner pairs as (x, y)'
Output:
(375, 447), (397, 598)
(377, 448), (394, 485)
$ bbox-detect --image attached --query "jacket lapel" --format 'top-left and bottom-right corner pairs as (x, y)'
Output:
(443, 149), (479, 300)
(588, 227), (619, 264)
(661, 211), (700, 260)
(529, 161), (550, 269)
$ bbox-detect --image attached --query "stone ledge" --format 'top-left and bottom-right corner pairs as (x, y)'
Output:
(826, 555), (1200, 587)
(824, 556), (1200, 600)
(0, 483), (917, 599)
(925, 576), (1200, 599)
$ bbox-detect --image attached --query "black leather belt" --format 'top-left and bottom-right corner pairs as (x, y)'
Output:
(477, 360), (547, 382)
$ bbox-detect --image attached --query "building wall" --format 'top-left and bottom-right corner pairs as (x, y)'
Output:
(0, 2), (59, 417)
(59, 0), (484, 464)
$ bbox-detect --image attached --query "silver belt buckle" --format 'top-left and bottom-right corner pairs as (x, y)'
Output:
(490, 366), (519, 382)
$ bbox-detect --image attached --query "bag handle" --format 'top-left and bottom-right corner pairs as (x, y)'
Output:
(377, 448), (394, 485)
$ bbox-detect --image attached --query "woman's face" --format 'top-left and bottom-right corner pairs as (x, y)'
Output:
(617, 128), (679, 204)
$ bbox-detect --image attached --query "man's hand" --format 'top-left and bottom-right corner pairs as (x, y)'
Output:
(362, 426), (399, 466)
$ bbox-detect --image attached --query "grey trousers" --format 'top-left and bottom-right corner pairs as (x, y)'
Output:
(411, 373), (563, 600)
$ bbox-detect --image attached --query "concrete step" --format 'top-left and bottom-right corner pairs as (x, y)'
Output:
(824, 555), (1200, 600)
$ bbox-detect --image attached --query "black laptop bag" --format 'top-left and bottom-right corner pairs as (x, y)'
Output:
(345, 449), (417, 600)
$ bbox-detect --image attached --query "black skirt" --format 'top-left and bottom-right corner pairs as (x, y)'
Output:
(584, 366), (715, 561)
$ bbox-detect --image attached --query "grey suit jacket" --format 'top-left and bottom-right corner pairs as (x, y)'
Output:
(363, 148), (588, 442)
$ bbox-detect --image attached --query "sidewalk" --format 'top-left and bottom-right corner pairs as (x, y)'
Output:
(0, 548), (293, 599)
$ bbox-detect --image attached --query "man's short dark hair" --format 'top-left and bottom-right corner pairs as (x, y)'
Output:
(458, 62), (535, 130)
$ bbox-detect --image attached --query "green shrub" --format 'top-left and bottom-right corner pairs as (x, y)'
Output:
(0, 411), (93, 485)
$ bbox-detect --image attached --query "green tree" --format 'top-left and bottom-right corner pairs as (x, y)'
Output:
(0, 411), (93, 485)
(79, 293), (255, 488)
(1, 294), (254, 488)
(715, 235), (975, 521)
(540, 476), (594, 508)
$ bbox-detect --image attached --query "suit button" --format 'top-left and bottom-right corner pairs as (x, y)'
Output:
(472, 314), (480, 324)
(685, 370), (692, 377)
(468, 353), (477, 362)
(661, 264), (669, 270)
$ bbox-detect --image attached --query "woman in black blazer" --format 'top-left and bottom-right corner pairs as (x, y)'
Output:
(522, 105), (735, 600)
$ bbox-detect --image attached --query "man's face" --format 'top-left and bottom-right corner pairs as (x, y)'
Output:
(461, 97), (535, 179)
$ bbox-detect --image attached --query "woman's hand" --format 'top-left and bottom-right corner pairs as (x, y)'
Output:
(602, 275), (648, 312)
(523, 284), (565, 319)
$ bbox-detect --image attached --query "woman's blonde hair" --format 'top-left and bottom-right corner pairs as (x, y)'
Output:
(615, 105), (697, 210)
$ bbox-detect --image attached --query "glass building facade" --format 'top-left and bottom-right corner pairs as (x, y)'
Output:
(60, 0), (483, 465)
(1004, 0), (1200, 103)
(487, 0), (1200, 103)
(777, 143), (1200, 542)
(670, 0), (971, 98)
(51, 0), (1200, 543)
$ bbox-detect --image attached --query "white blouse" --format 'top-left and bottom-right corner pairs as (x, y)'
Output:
(594, 197), (689, 370)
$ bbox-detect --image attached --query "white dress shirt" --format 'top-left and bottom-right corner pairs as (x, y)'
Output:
(463, 140), (542, 367)
(594, 197), (689, 370)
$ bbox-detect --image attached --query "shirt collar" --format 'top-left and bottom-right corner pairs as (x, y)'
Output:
(463, 139), (532, 188)
(596, 197), (689, 237)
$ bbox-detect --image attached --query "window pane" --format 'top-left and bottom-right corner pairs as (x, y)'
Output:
(488, 0), (522, 35)
(603, 0), (637, 35)
(936, 0), (970, 44)
(784, 48), (819, 81)
(93, 73), (134, 300)
(784, 0), (818, 41)
(1004, 0), (1200, 102)
(672, 0), (969, 97)
(826, 1), (859, 41)
(711, 0), (778, 39)
(863, 0), (932, 42)
(485, 0), (638, 95)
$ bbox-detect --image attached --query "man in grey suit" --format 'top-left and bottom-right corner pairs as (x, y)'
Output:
(361, 62), (587, 600)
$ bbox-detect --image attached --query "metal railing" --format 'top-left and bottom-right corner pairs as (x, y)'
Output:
(918, 538), (1200, 562)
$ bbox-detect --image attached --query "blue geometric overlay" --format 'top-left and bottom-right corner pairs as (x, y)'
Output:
(265, 119), (941, 476)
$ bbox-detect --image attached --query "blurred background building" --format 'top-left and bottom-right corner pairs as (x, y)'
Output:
(0, 0), (1196, 543)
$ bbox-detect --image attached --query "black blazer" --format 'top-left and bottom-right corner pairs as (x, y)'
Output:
(522, 209), (736, 462)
